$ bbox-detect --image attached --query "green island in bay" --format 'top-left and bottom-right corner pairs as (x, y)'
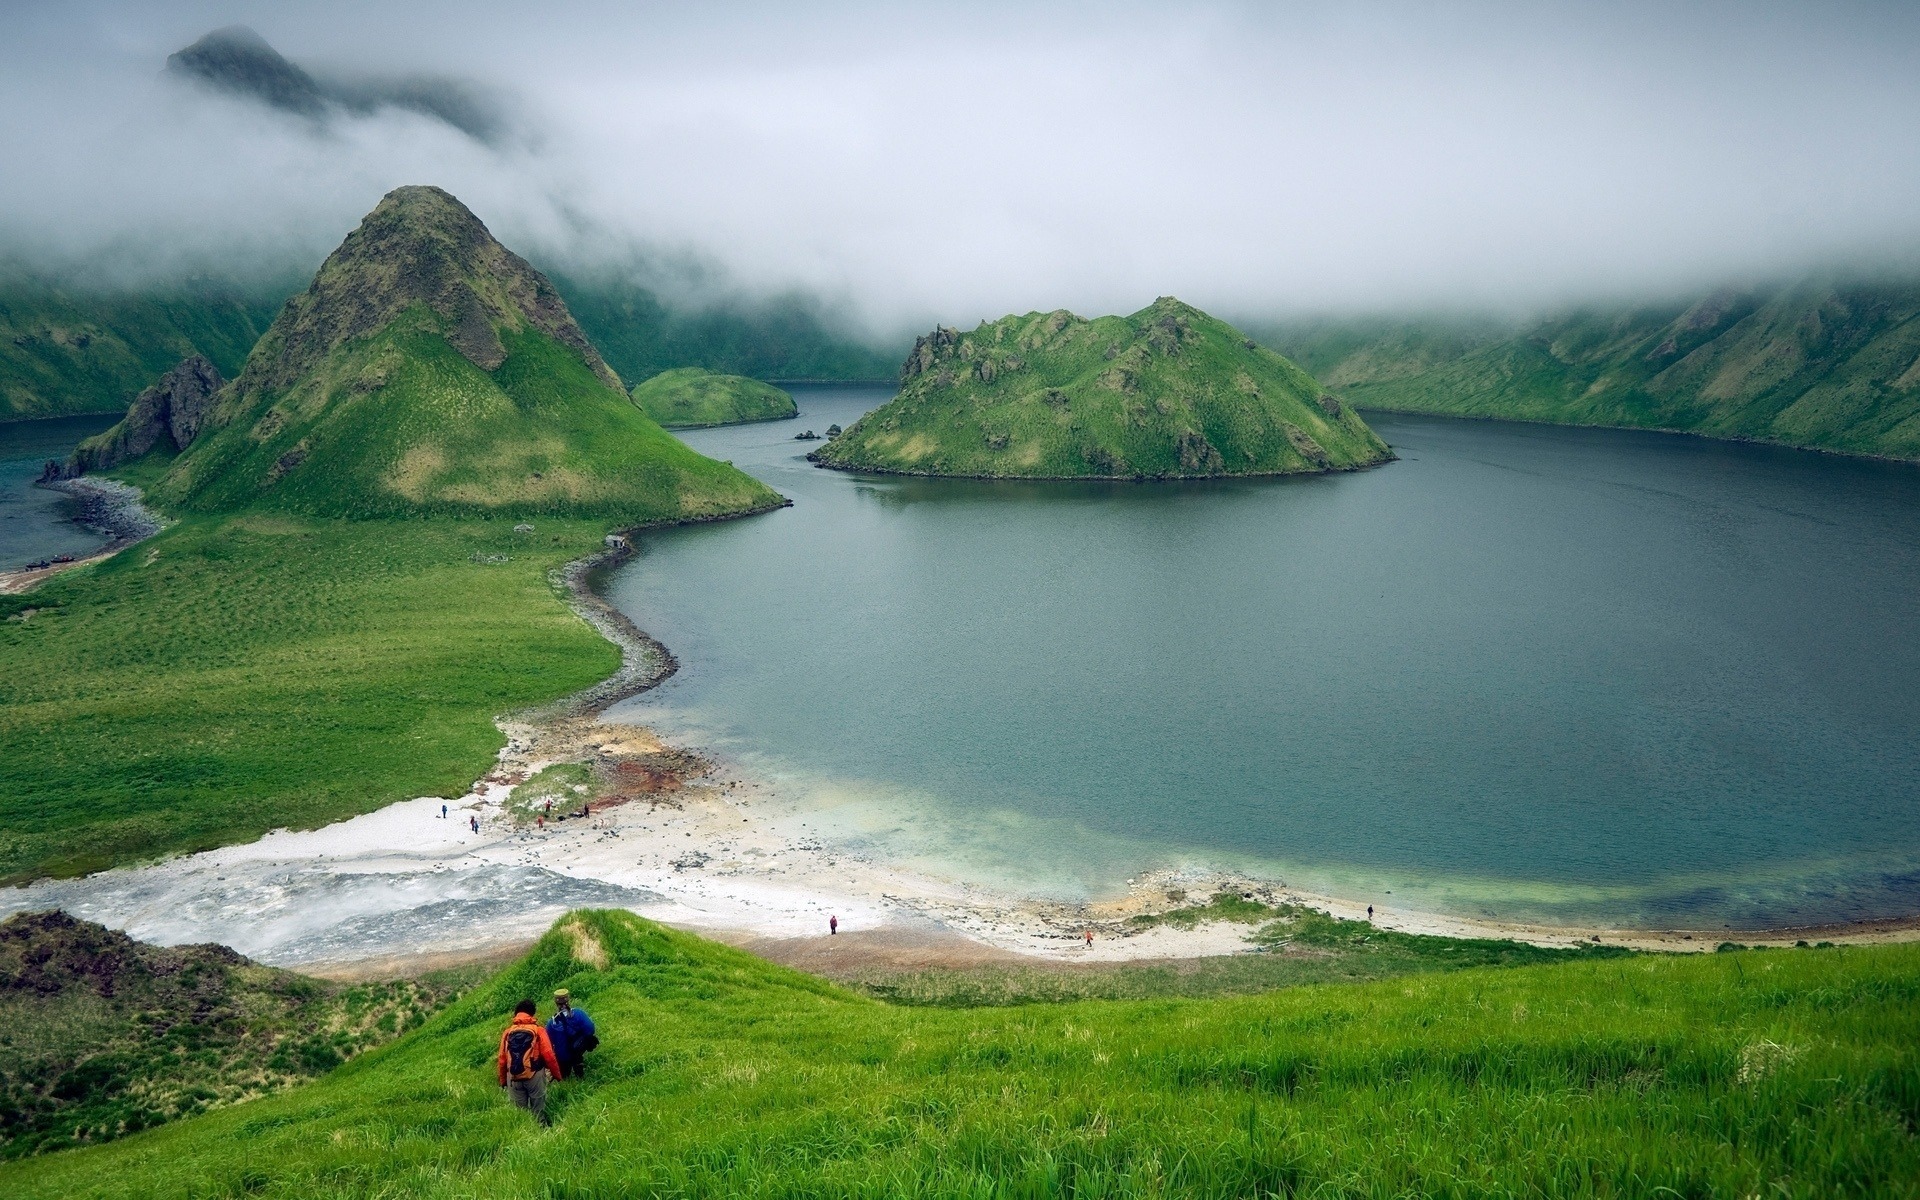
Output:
(811, 298), (1392, 478)
(629, 366), (798, 428)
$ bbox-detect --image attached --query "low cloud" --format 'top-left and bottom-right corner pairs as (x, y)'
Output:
(166, 25), (511, 145)
(2, 1), (1918, 334)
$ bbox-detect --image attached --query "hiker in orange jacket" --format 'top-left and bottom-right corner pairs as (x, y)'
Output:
(498, 999), (565, 1124)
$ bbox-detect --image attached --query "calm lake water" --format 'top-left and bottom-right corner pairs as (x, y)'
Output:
(0, 414), (116, 570)
(606, 387), (1920, 930)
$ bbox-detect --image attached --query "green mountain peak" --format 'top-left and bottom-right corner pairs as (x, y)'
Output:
(813, 298), (1393, 478)
(141, 186), (778, 522)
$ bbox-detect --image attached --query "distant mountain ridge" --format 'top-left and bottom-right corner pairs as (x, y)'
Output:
(0, 270), (893, 426)
(814, 298), (1391, 478)
(1257, 277), (1920, 461)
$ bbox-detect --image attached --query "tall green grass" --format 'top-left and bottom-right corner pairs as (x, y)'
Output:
(6, 910), (1914, 1198)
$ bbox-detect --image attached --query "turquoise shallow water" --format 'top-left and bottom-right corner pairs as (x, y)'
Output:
(600, 390), (1920, 929)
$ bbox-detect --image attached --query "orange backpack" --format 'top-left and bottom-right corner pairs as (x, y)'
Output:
(504, 1027), (541, 1081)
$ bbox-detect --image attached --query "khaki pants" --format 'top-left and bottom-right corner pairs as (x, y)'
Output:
(507, 1068), (551, 1123)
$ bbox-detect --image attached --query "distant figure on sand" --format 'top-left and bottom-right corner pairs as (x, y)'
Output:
(470, 815), (480, 834)
(1367, 905), (1374, 921)
(546, 989), (598, 1079)
(498, 999), (563, 1125)
(441, 804), (447, 819)
(829, 915), (838, 935)
(1084, 930), (1094, 949)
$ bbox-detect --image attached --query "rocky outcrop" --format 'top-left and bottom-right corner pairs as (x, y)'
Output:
(223, 185), (622, 410)
(60, 355), (224, 476)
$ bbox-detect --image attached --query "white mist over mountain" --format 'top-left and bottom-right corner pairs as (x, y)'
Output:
(3, 0), (1918, 333)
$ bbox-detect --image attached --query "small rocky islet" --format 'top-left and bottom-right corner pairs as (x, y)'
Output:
(810, 297), (1393, 479)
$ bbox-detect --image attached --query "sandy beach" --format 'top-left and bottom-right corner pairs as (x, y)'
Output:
(6, 529), (1918, 978)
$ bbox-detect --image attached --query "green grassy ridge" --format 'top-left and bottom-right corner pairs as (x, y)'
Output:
(629, 366), (798, 428)
(1256, 278), (1920, 461)
(154, 313), (779, 520)
(0, 912), (477, 1159)
(815, 297), (1392, 478)
(0, 514), (623, 883)
(0, 270), (279, 421)
(7, 909), (1916, 1197)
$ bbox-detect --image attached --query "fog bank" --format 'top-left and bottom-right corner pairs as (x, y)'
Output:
(3, 1), (1918, 333)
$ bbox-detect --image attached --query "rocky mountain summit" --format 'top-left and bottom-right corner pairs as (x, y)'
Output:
(812, 298), (1392, 478)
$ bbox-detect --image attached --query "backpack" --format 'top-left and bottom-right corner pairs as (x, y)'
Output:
(504, 1028), (541, 1081)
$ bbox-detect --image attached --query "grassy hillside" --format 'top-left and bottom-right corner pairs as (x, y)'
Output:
(155, 316), (776, 519)
(0, 187), (785, 883)
(5, 909), (1914, 1197)
(1258, 278), (1920, 461)
(0, 270), (279, 422)
(629, 366), (797, 428)
(0, 514), (622, 883)
(815, 298), (1392, 478)
(552, 272), (899, 383)
(0, 912), (474, 1159)
(145, 187), (778, 522)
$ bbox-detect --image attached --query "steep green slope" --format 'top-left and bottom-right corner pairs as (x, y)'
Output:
(629, 366), (797, 428)
(0, 271), (278, 422)
(553, 272), (899, 383)
(1258, 278), (1920, 461)
(149, 186), (777, 521)
(6, 910), (1915, 1197)
(0, 913), (471, 1159)
(814, 298), (1392, 478)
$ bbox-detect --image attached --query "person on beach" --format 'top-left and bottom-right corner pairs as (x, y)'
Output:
(470, 815), (480, 834)
(1367, 905), (1374, 922)
(498, 999), (564, 1125)
(829, 915), (838, 935)
(546, 989), (598, 1079)
(1084, 930), (1094, 949)
(441, 804), (448, 819)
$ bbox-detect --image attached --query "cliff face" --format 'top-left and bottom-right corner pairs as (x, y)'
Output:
(812, 298), (1392, 479)
(59, 355), (224, 476)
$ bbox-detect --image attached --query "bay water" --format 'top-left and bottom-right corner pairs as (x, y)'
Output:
(606, 388), (1920, 930)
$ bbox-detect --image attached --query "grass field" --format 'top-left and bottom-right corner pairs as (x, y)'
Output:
(0, 514), (624, 883)
(4, 909), (1913, 1198)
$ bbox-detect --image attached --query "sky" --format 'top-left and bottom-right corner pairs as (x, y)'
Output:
(4, 0), (1919, 333)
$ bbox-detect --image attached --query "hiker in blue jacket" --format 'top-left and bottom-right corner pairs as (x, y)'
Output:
(546, 989), (598, 1078)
